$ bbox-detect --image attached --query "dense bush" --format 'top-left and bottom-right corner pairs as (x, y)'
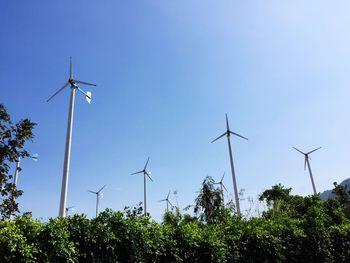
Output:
(0, 197), (349, 263)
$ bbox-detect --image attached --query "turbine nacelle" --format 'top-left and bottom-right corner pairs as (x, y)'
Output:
(46, 57), (96, 104)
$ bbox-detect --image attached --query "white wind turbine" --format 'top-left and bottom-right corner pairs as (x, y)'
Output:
(159, 191), (173, 212)
(214, 172), (228, 202)
(293, 147), (321, 195)
(211, 114), (248, 214)
(131, 157), (153, 216)
(47, 57), (96, 217)
(88, 185), (106, 218)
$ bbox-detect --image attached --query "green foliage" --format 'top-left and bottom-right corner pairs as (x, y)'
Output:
(0, 103), (36, 219)
(2, 181), (350, 262)
(194, 176), (225, 223)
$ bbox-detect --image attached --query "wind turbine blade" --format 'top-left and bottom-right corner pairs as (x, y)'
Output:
(293, 147), (305, 155)
(211, 132), (227, 143)
(225, 114), (230, 131)
(73, 79), (97, 87)
(147, 173), (153, 182)
(230, 131), (248, 140)
(70, 56), (72, 79)
(304, 157), (307, 170)
(220, 172), (225, 182)
(168, 200), (173, 207)
(98, 185), (106, 193)
(46, 82), (69, 102)
(88, 190), (97, 194)
(222, 183), (228, 192)
(131, 170), (144, 175)
(144, 157), (150, 170)
(167, 190), (170, 199)
(307, 147), (322, 155)
(159, 199), (166, 202)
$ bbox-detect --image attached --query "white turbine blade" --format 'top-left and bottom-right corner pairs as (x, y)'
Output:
(168, 200), (173, 207)
(131, 170), (144, 175)
(220, 172), (225, 182)
(307, 147), (322, 155)
(88, 190), (97, 194)
(98, 185), (106, 193)
(167, 190), (170, 199)
(211, 132), (227, 143)
(159, 199), (166, 202)
(73, 79), (97, 86)
(86, 91), (92, 104)
(70, 56), (72, 79)
(146, 172), (153, 182)
(222, 183), (228, 192)
(230, 131), (248, 140)
(293, 147), (305, 155)
(144, 157), (150, 170)
(304, 157), (307, 170)
(225, 114), (230, 131)
(46, 82), (69, 102)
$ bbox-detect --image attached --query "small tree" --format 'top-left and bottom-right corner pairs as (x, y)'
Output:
(194, 176), (223, 223)
(0, 104), (36, 219)
(332, 182), (350, 219)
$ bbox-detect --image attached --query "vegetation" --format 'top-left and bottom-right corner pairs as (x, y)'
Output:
(0, 181), (348, 262)
(0, 104), (36, 219)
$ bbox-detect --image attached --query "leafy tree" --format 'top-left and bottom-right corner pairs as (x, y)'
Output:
(332, 182), (350, 219)
(194, 176), (224, 223)
(0, 104), (36, 219)
(259, 184), (291, 210)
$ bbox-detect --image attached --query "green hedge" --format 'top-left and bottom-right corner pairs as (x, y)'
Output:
(1, 207), (350, 263)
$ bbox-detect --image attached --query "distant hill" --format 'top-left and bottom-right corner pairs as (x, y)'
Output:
(320, 178), (350, 199)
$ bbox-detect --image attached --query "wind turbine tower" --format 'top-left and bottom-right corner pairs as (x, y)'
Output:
(211, 114), (248, 214)
(47, 57), (96, 217)
(131, 157), (153, 216)
(293, 147), (321, 195)
(88, 185), (106, 217)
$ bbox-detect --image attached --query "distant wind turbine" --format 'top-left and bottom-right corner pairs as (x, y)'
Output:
(214, 172), (228, 202)
(47, 57), (96, 217)
(131, 157), (153, 216)
(211, 114), (248, 214)
(88, 185), (106, 217)
(293, 147), (321, 195)
(159, 191), (173, 212)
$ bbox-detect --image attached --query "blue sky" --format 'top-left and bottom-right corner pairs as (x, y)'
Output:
(1, 1), (350, 220)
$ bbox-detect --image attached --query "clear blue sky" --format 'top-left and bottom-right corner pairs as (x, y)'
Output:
(1, 1), (349, 220)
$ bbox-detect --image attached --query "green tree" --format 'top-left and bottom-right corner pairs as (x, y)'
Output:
(194, 176), (223, 223)
(0, 104), (36, 219)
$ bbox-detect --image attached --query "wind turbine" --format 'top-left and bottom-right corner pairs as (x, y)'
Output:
(159, 191), (173, 212)
(131, 157), (153, 216)
(88, 185), (106, 217)
(214, 172), (228, 202)
(47, 57), (96, 217)
(211, 114), (248, 214)
(293, 147), (321, 195)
